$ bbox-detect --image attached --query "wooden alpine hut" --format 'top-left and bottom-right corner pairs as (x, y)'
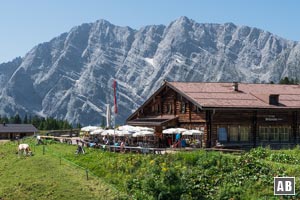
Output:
(127, 81), (300, 149)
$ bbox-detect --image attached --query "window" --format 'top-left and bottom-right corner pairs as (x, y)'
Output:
(167, 104), (172, 114)
(192, 105), (197, 112)
(218, 125), (251, 143)
(269, 95), (279, 105)
(279, 127), (290, 142)
(218, 127), (228, 142)
(229, 126), (238, 142)
(240, 126), (250, 142)
(259, 126), (290, 142)
(155, 104), (161, 113)
(181, 102), (186, 113)
(151, 105), (155, 112)
(269, 127), (279, 141)
(259, 127), (268, 141)
(196, 107), (201, 113)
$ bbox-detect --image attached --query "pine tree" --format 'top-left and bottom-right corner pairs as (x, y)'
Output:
(14, 114), (22, 124)
(31, 115), (41, 128)
(39, 121), (45, 130)
(279, 77), (299, 85)
(279, 77), (290, 84)
(23, 114), (28, 124)
(0, 113), (74, 130)
(2, 116), (9, 123)
(76, 123), (82, 129)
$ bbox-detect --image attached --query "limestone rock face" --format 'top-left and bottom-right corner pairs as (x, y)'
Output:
(0, 17), (299, 125)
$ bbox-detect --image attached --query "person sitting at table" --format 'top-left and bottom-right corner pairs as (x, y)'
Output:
(120, 140), (125, 153)
(185, 137), (190, 146)
(181, 139), (187, 148)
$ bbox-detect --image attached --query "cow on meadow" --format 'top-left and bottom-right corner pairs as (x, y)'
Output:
(18, 144), (32, 156)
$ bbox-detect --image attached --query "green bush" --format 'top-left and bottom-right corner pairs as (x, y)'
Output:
(249, 146), (268, 159)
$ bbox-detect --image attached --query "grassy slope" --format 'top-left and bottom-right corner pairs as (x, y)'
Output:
(0, 140), (120, 200)
(1, 139), (300, 200)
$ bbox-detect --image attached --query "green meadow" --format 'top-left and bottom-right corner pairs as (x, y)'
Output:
(0, 138), (300, 200)
(0, 139), (120, 200)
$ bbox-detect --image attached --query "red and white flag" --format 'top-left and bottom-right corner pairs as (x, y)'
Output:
(113, 80), (118, 114)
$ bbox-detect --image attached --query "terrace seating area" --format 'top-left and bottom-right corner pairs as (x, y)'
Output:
(75, 125), (204, 153)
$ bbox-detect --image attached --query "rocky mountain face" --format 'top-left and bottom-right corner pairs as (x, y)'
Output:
(1, 16), (300, 125)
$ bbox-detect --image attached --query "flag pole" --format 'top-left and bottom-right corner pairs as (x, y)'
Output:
(113, 80), (118, 151)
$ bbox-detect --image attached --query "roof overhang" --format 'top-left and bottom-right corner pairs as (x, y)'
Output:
(127, 116), (178, 127)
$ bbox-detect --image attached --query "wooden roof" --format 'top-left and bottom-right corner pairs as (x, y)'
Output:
(127, 81), (300, 122)
(167, 82), (300, 109)
(0, 124), (38, 133)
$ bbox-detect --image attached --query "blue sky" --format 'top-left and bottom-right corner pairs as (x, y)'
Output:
(1, 0), (299, 63)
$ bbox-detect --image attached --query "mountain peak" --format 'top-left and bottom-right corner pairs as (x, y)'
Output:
(173, 16), (194, 25)
(224, 22), (237, 28)
(95, 19), (112, 26)
(177, 16), (190, 22)
(0, 18), (299, 125)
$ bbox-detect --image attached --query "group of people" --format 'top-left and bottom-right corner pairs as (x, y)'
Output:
(82, 133), (202, 149)
(34, 132), (202, 155)
(161, 134), (201, 148)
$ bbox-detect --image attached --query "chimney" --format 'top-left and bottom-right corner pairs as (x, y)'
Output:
(232, 82), (239, 91)
(269, 94), (279, 105)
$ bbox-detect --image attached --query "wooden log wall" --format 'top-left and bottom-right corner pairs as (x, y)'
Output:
(175, 95), (206, 123)
(210, 109), (300, 147)
(212, 110), (253, 125)
(140, 88), (207, 125)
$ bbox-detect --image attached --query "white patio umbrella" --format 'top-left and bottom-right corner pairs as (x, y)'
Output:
(90, 128), (104, 135)
(176, 128), (188, 133)
(132, 132), (142, 137)
(139, 127), (155, 132)
(116, 132), (124, 137)
(162, 128), (177, 134)
(139, 130), (155, 136)
(81, 126), (100, 132)
(132, 130), (154, 137)
(101, 129), (115, 136)
(162, 128), (188, 134)
(118, 125), (139, 132)
(116, 130), (130, 137)
(109, 130), (123, 136)
(182, 130), (203, 136)
(121, 130), (133, 136)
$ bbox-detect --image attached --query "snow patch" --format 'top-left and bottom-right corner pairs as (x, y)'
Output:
(175, 59), (183, 63)
(35, 110), (47, 118)
(145, 58), (155, 67)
